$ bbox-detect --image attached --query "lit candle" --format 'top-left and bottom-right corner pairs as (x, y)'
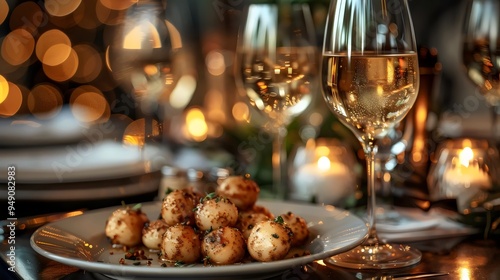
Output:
(292, 155), (355, 206)
(443, 147), (491, 191)
(440, 145), (493, 213)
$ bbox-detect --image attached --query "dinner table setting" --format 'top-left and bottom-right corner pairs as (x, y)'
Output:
(1, 0), (500, 279)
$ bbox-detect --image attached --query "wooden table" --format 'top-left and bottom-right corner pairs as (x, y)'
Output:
(2, 228), (499, 280)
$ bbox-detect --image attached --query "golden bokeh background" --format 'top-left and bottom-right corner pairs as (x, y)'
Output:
(0, 0), (136, 121)
(0, 0), (255, 144)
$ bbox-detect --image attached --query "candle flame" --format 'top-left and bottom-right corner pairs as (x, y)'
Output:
(459, 147), (473, 168)
(317, 156), (331, 171)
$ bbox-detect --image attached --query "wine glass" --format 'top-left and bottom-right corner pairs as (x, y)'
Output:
(107, 0), (195, 147)
(462, 0), (500, 146)
(321, 0), (422, 269)
(235, 1), (317, 199)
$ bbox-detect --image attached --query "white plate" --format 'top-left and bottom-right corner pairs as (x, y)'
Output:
(0, 140), (170, 184)
(0, 172), (162, 201)
(31, 201), (368, 280)
(0, 107), (86, 147)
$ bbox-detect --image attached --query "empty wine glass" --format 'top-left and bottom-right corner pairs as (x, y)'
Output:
(235, 1), (317, 199)
(462, 0), (500, 146)
(321, 0), (422, 269)
(107, 0), (195, 147)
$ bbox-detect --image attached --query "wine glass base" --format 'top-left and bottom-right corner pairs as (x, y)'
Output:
(326, 243), (422, 269)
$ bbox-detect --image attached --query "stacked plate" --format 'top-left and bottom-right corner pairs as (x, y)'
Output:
(0, 109), (170, 205)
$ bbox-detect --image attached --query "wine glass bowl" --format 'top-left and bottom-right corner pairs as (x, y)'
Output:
(462, 0), (500, 142)
(107, 0), (195, 145)
(321, 0), (421, 269)
(235, 1), (317, 199)
(322, 54), (419, 141)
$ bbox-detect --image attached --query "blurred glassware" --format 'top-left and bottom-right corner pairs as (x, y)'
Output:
(158, 165), (188, 198)
(375, 125), (409, 199)
(427, 138), (500, 214)
(107, 0), (196, 147)
(289, 138), (358, 207)
(234, 0), (317, 200)
(157, 165), (232, 200)
(379, 47), (441, 205)
(462, 0), (500, 146)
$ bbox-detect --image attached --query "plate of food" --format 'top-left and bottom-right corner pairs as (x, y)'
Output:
(31, 176), (368, 280)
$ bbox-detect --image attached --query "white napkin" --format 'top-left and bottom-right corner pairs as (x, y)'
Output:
(376, 207), (479, 243)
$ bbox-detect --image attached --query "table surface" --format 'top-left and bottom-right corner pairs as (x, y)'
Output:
(1, 215), (499, 280)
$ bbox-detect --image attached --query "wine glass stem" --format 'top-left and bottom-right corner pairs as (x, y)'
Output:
(272, 127), (287, 200)
(364, 144), (380, 245)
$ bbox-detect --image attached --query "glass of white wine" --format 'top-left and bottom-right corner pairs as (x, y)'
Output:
(463, 0), (500, 146)
(235, 1), (317, 199)
(321, 0), (422, 269)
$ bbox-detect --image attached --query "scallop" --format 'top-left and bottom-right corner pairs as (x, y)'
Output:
(280, 212), (309, 247)
(105, 205), (149, 247)
(216, 176), (260, 210)
(195, 195), (238, 231)
(236, 212), (270, 240)
(202, 226), (246, 265)
(161, 188), (199, 226)
(247, 219), (293, 262)
(142, 219), (169, 250)
(161, 224), (201, 264)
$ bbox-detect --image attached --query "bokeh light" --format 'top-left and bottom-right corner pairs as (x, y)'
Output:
(27, 83), (63, 119)
(0, 75), (9, 104)
(99, 0), (136, 11)
(1, 29), (35, 66)
(0, 0), (203, 140)
(206, 51), (226, 76)
(36, 29), (72, 66)
(232, 101), (250, 122)
(43, 48), (78, 82)
(45, 0), (82, 17)
(69, 85), (110, 123)
(184, 107), (208, 142)
(0, 82), (22, 117)
(74, 0), (103, 30)
(96, 1), (124, 26)
(72, 44), (103, 83)
(0, 0), (9, 26)
(169, 75), (197, 109)
(72, 91), (110, 123)
(9, 2), (44, 34)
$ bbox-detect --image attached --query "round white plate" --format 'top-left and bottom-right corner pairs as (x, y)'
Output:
(31, 201), (368, 280)
(0, 107), (86, 147)
(0, 140), (170, 184)
(0, 172), (161, 201)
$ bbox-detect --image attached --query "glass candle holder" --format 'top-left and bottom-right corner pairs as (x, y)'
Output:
(289, 138), (358, 206)
(427, 138), (500, 213)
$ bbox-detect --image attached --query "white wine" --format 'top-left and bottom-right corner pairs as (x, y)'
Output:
(239, 47), (316, 127)
(321, 53), (419, 140)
